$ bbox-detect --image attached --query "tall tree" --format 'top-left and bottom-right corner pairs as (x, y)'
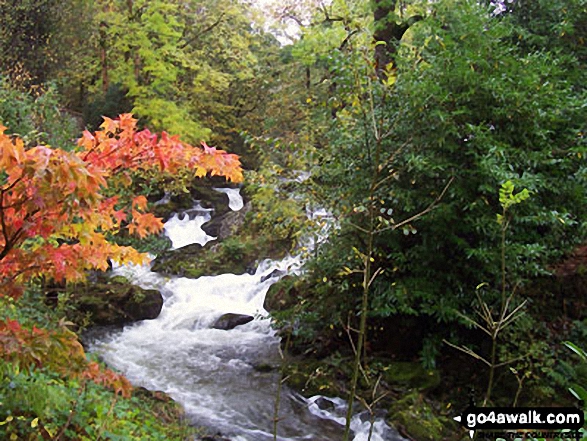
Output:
(371, 0), (424, 77)
(0, 0), (61, 86)
(289, 0), (587, 372)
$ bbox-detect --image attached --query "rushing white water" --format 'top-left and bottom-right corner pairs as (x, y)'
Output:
(92, 201), (404, 441)
(213, 187), (244, 211)
(163, 202), (216, 249)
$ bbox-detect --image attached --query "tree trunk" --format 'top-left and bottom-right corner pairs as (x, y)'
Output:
(372, 0), (422, 79)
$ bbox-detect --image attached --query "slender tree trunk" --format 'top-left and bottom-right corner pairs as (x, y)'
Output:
(99, 21), (109, 94)
(127, 0), (141, 83)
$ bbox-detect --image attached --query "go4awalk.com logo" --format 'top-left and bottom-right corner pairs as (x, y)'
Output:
(453, 405), (585, 439)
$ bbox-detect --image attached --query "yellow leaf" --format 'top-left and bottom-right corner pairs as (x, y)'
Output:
(195, 166), (207, 178)
(31, 417), (39, 428)
(132, 195), (148, 210)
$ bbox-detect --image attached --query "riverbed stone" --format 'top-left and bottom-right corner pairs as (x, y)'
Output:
(260, 268), (286, 283)
(388, 391), (458, 441)
(151, 243), (207, 277)
(199, 435), (231, 441)
(264, 275), (300, 312)
(202, 201), (251, 240)
(69, 273), (162, 326)
(212, 313), (254, 330)
(191, 182), (240, 218)
(133, 387), (187, 424)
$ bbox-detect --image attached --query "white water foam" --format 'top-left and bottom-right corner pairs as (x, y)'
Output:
(213, 187), (244, 211)
(164, 203), (216, 249)
(94, 200), (404, 441)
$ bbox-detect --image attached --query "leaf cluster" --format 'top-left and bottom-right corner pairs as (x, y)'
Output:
(286, 0), (587, 373)
(0, 113), (242, 297)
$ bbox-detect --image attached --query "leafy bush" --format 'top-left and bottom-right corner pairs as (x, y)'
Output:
(302, 0), (587, 359)
(0, 78), (79, 149)
(0, 361), (197, 441)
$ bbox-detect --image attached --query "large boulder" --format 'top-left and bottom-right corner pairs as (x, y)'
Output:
(264, 275), (300, 313)
(202, 201), (251, 240)
(191, 182), (241, 218)
(151, 243), (207, 278)
(71, 275), (162, 326)
(211, 313), (254, 330)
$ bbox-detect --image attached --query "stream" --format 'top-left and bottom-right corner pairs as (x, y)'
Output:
(89, 187), (405, 441)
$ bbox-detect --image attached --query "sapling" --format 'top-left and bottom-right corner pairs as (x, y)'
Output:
(444, 180), (530, 406)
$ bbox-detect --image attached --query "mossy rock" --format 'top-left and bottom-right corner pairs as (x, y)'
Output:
(70, 274), (162, 326)
(282, 358), (345, 398)
(151, 241), (250, 278)
(264, 275), (301, 312)
(149, 180), (240, 221)
(191, 182), (240, 218)
(380, 361), (441, 391)
(133, 387), (187, 425)
(152, 243), (209, 277)
(152, 222), (291, 279)
(389, 391), (459, 441)
(201, 202), (250, 239)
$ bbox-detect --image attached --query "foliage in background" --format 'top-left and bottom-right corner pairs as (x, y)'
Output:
(288, 0), (587, 362)
(0, 0), (286, 165)
(0, 79), (79, 149)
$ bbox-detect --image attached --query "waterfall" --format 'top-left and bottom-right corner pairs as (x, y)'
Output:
(90, 188), (405, 441)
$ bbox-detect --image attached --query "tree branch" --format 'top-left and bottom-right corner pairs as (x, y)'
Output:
(375, 176), (454, 234)
(180, 13), (226, 49)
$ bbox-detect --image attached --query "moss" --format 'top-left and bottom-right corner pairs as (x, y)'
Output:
(282, 358), (343, 397)
(110, 275), (130, 284)
(388, 391), (459, 441)
(380, 361), (441, 391)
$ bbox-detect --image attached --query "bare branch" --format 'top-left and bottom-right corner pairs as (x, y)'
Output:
(443, 340), (491, 367)
(375, 176), (454, 235)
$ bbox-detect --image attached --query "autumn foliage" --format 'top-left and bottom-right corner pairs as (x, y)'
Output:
(0, 113), (242, 404)
(0, 318), (132, 397)
(0, 113), (242, 298)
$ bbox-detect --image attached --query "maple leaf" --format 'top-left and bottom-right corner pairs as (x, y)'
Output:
(201, 141), (217, 154)
(0, 114), (243, 298)
(132, 195), (148, 211)
(100, 116), (119, 134)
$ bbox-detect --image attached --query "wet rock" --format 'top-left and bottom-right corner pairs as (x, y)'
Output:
(252, 363), (279, 373)
(191, 183), (237, 218)
(200, 435), (231, 441)
(264, 276), (300, 312)
(212, 313), (254, 330)
(133, 387), (187, 424)
(260, 269), (286, 283)
(151, 243), (206, 277)
(202, 201), (251, 240)
(151, 241), (250, 278)
(71, 274), (162, 326)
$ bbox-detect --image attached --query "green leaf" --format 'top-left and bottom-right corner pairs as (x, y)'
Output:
(569, 385), (587, 402)
(564, 341), (587, 362)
